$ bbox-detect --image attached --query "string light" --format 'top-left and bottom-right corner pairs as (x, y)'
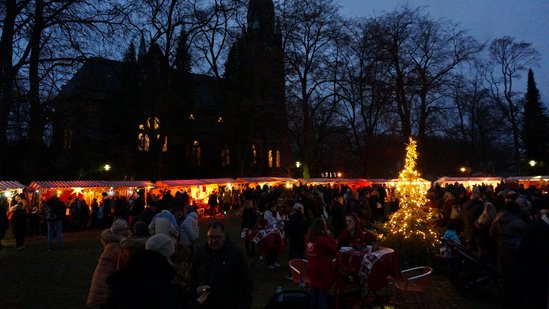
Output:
(383, 137), (440, 247)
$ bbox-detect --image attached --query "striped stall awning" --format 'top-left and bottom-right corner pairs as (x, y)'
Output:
(237, 177), (297, 184)
(29, 180), (108, 190)
(156, 180), (208, 187)
(0, 181), (25, 191)
(200, 178), (243, 184)
(104, 180), (155, 188)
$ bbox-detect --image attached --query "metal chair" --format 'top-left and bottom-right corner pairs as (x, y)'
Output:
(393, 266), (433, 307)
(288, 259), (310, 287)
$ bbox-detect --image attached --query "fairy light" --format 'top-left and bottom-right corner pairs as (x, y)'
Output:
(383, 137), (440, 247)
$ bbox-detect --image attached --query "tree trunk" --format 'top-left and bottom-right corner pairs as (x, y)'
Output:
(24, 0), (45, 177)
(0, 0), (19, 172)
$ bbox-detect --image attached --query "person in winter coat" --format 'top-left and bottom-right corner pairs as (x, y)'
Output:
(117, 221), (149, 270)
(285, 203), (308, 279)
(240, 199), (257, 256)
(306, 217), (337, 309)
(175, 205), (200, 288)
(9, 193), (27, 250)
(475, 192), (497, 260)
(489, 201), (528, 277)
(107, 234), (210, 309)
(0, 195), (10, 248)
(178, 205), (199, 247)
(191, 221), (253, 309)
(148, 208), (179, 241)
(336, 212), (366, 248)
(511, 208), (549, 308)
(461, 190), (484, 253)
(87, 219), (129, 308)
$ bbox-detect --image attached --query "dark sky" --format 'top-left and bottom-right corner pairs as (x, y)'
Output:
(338, 0), (549, 103)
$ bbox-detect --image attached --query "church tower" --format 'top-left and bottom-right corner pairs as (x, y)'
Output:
(225, 0), (288, 176)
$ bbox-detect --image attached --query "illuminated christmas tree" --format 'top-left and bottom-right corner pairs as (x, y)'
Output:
(384, 137), (439, 248)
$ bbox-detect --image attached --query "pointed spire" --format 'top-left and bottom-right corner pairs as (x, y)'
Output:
(138, 33), (147, 60)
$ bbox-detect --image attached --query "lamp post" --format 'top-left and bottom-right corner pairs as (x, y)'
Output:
(78, 164), (112, 179)
(295, 161), (302, 178)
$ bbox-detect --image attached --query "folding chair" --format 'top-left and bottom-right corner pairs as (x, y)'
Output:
(393, 266), (433, 307)
(288, 259), (310, 287)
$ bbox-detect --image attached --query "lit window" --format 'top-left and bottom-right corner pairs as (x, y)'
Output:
(217, 116), (224, 123)
(138, 117), (166, 152)
(189, 114), (195, 120)
(193, 140), (201, 166)
(251, 145), (257, 167)
(268, 150), (273, 168)
(276, 150), (281, 168)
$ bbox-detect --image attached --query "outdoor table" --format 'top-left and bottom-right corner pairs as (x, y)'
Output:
(337, 246), (401, 291)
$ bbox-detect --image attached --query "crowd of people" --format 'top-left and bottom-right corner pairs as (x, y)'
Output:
(433, 182), (549, 308)
(1, 179), (547, 308)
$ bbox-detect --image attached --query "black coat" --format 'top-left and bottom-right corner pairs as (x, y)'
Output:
(107, 250), (200, 309)
(285, 211), (308, 254)
(191, 238), (253, 309)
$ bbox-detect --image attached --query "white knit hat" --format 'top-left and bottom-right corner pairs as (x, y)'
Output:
(110, 219), (129, 236)
(146, 234), (175, 258)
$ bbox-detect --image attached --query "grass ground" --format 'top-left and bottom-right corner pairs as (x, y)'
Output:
(0, 216), (500, 308)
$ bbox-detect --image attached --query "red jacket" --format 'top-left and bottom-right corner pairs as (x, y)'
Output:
(336, 226), (366, 248)
(306, 234), (337, 289)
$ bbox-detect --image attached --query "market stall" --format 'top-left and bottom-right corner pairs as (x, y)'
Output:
(297, 178), (372, 190)
(103, 180), (155, 202)
(434, 176), (502, 190)
(237, 177), (297, 189)
(155, 178), (244, 214)
(505, 176), (549, 190)
(0, 181), (26, 201)
(27, 180), (108, 210)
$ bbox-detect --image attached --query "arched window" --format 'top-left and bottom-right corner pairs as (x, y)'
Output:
(138, 117), (167, 152)
(268, 148), (281, 168)
(192, 140), (201, 166)
(221, 145), (230, 166)
(276, 150), (281, 168)
(268, 150), (273, 168)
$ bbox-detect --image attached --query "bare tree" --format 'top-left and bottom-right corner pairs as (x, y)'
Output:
(278, 0), (345, 178)
(375, 7), (482, 145)
(486, 36), (540, 173)
(0, 0), (131, 177)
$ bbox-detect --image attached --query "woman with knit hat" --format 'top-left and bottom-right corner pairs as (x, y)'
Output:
(107, 233), (210, 308)
(87, 219), (129, 308)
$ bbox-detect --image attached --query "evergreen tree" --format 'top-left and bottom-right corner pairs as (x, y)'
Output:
(123, 42), (137, 63)
(522, 69), (549, 173)
(382, 138), (439, 264)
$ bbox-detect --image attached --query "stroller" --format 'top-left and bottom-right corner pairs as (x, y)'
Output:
(444, 241), (501, 298)
(264, 289), (310, 309)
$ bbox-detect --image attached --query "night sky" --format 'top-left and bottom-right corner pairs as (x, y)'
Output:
(338, 0), (549, 104)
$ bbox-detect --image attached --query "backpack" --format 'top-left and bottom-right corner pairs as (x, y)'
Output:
(44, 204), (59, 221)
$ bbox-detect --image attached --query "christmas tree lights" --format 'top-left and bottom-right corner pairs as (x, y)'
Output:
(384, 137), (439, 247)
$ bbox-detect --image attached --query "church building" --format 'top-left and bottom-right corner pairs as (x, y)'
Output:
(51, 0), (289, 180)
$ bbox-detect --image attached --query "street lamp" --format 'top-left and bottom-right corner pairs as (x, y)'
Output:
(295, 161), (301, 168)
(528, 160), (537, 167)
(78, 164), (112, 179)
(459, 167), (467, 173)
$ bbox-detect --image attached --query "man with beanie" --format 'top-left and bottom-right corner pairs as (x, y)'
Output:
(107, 233), (210, 309)
(191, 221), (252, 309)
